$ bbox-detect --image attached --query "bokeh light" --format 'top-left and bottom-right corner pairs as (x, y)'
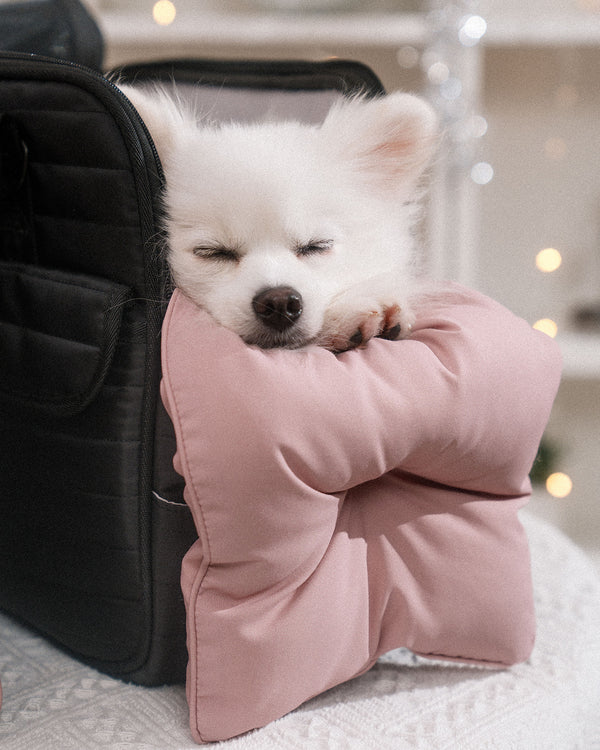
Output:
(153, 0), (176, 26)
(471, 162), (494, 185)
(546, 472), (573, 499)
(533, 319), (558, 338)
(536, 247), (562, 273)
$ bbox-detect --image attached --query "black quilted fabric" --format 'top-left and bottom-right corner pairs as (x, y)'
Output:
(0, 54), (193, 685)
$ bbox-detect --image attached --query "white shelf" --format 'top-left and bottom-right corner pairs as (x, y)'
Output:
(485, 14), (600, 47)
(99, 8), (600, 53)
(99, 10), (429, 52)
(557, 333), (600, 379)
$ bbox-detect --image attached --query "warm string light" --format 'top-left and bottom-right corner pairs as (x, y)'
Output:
(533, 318), (558, 338)
(533, 83), (573, 344)
(533, 250), (561, 335)
(153, 0), (176, 26)
(536, 247), (562, 273)
(536, 68), (585, 505)
(532, 245), (570, 495)
(546, 472), (573, 499)
(416, 4), (572, 501)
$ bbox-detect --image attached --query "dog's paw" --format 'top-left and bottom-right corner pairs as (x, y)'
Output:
(320, 300), (414, 352)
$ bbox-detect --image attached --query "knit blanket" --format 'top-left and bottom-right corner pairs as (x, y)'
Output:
(1, 513), (599, 749)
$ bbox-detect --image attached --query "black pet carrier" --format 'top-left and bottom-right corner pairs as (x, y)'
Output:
(0, 51), (384, 684)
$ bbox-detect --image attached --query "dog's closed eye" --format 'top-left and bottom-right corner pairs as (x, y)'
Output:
(295, 239), (333, 257)
(193, 245), (239, 262)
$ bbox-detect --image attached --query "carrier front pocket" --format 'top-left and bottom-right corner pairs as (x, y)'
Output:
(0, 261), (130, 416)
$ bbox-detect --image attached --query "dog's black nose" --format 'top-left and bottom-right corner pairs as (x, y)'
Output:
(252, 286), (303, 331)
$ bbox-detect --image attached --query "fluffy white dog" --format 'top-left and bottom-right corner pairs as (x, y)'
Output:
(121, 84), (437, 351)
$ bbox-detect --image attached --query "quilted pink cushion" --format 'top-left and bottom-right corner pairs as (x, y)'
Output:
(160, 284), (561, 744)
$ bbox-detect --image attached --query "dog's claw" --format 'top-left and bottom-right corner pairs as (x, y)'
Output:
(323, 302), (412, 352)
(378, 323), (402, 341)
(349, 329), (364, 347)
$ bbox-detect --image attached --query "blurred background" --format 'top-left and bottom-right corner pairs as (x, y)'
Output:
(8, 0), (600, 563)
(91, 0), (600, 567)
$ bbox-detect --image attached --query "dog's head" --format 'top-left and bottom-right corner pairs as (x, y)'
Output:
(122, 85), (437, 349)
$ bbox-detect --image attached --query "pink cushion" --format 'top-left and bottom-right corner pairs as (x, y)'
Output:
(160, 284), (562, 744)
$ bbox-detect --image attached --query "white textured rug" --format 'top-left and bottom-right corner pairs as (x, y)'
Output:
(1, 513), (600, 750)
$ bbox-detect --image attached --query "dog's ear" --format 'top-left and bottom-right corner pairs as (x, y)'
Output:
(120, 84), (189, 164)
(322, 93), (438, 191)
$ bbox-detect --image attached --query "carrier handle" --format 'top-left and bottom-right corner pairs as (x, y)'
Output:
(0, 113), (37, 263)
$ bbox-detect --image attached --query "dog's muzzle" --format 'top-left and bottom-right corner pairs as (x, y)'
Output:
(252, 286), (303, 332)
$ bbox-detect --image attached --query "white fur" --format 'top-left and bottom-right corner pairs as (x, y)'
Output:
(121, 84), (437, 350)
